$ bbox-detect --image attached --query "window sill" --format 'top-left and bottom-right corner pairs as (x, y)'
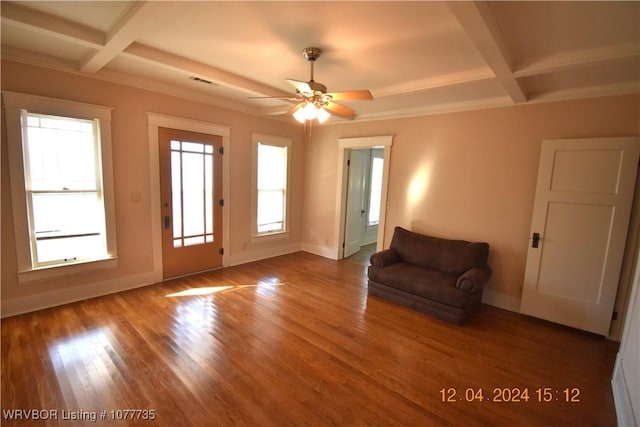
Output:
(18, 256), (118, 284)
(251, 231), (290, 244)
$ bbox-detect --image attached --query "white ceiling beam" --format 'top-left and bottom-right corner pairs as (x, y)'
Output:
(80, 1), (170, 74)
(0, 1), (287, 98)
(123, 43), (291, 98)
(0, 1), (103, 48)
(446, 1), (527, 104)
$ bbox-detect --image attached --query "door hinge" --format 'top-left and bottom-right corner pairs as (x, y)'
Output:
(219, 248), (224, 255)
(342, 242), (345, 248)
(612, 310), (618, 320)
(347, 159), (350, 166)
(219, 147), (224, 155)
(219, 199), (224, 207)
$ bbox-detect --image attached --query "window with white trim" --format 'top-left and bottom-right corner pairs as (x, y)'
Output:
(4, 91), (117, 282)
(252, 133), (291, 237)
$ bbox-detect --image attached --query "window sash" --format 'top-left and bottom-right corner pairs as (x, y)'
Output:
(253, 136), (291, 237)
(257, 188), (285, 233)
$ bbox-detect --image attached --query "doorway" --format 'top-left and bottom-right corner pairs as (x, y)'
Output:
(147, 113), (230, 282)
(344, 148), (384, 259)
(335, 135), (393, 260)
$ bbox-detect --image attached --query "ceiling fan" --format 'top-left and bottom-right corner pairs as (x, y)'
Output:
(253, 47), (373, 123)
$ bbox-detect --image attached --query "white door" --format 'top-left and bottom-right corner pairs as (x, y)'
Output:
(521, 137), (639, 335)
(344, 150), (367, 257)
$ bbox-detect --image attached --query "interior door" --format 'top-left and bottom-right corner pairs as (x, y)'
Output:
(159, 127), (223, 279)
(344, 149), (367, 257)
(520, 137), (640, 335)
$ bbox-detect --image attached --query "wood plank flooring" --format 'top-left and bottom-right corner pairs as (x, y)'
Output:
(1, 252), (620, 426)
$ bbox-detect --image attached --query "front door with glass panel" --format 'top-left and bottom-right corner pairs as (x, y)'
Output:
(158, 127), (223, 279)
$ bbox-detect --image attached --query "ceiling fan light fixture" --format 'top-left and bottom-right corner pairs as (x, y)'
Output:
(316, 106), (330, 123)
(293, 101), (331, 123)
(293, 106), (307, 123)
(302, 102), (319, 120)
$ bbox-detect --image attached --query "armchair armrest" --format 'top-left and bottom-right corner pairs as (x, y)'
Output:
(369, 249), (398, 268)
(455, 266), (492, 293)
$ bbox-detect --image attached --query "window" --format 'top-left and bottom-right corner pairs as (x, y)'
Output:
(367, 154), (384, 226)
(4, 91), (117, 282)
(252, 133), (291, 237)
(22, 113), (107, 266)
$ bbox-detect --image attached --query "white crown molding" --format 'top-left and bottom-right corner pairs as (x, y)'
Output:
(513, 42), (640, 78)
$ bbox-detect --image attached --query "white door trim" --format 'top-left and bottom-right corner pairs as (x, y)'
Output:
(147, 113), (230, 282)
(335, 135), (393, 260)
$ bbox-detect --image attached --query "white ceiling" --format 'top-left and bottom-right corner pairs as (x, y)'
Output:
(2, 1), (639, 122)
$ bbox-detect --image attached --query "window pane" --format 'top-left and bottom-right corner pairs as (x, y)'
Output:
(205, 153), (213, 235)
(182, 151), (205, 236)
(257, 144), (287, 190)
(31, 192), (104, 238)
(25, 114), (97, 191)
(368, 157), (384, 225)
(36, 235), (106, 264)
(171, 151), (182, 239)
(184, 236), (205, 246)
(182, 141), (204, 153)
(257, 189), (284, 232)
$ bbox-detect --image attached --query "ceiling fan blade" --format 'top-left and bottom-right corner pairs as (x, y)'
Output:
(248, 95), (300, 100)
(324, 102), (356, 120)
(286, 79), (312, 94)
(326, 90), (373, 101)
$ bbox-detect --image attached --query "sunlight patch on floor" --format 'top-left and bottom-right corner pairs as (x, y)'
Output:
(165, 283), (285, 298)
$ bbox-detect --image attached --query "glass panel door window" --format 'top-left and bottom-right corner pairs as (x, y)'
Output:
(170, 140), (215, 248)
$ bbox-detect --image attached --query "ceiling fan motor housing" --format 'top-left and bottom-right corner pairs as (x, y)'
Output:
(307, 81), (328, 93)
(303, 47), (322, 62)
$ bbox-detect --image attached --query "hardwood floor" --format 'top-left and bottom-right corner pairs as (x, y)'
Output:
(1, 252), (620, 426)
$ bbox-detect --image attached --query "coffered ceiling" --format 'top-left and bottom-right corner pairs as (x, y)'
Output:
(1, 1), (639, 122)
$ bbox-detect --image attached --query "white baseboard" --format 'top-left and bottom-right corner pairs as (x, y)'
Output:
(300, 242), (338, 260)
(1, 271), (161, 318)
(482, 289), (521, 313)
(227, 243), (302, 266)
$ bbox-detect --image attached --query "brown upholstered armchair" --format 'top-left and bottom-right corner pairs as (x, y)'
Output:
(368, 227), (491, 325)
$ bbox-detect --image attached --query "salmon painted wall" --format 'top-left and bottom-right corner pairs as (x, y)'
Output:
(1, 60), (305, 315)
(302, 94), (640, 310)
